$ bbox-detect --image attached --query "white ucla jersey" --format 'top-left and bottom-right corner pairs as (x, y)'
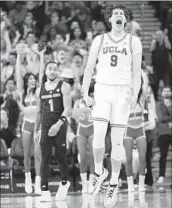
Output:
(96, 32), (133, 85)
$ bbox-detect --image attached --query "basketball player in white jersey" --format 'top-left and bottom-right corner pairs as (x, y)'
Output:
(82, 4), (142, 207)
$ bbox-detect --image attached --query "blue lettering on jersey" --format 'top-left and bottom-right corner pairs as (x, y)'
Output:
(103, 46), (127, 55)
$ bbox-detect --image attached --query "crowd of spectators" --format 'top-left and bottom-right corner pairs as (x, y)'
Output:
(0, 1), (172, 189)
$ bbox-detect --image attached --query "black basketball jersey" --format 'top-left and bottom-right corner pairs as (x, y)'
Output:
(40, 80), (64, 127)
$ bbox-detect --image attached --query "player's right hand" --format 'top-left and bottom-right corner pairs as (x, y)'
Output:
(83, 96), (94, 107)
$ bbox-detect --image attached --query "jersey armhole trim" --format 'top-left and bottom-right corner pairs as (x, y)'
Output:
(129, 34), (133, 55)
(97, 34), (104, 55)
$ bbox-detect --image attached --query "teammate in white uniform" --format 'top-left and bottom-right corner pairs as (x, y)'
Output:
(82, 4), (142, 207)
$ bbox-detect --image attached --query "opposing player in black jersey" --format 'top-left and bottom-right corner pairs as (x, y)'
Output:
(34, 61), (72, 202)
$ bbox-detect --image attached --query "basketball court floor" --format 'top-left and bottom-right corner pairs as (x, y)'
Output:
(1, 189), (172, 208)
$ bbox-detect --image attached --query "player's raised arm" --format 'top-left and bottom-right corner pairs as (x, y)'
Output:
(82, 35), (102, 101)
(132, 36), (143, 103)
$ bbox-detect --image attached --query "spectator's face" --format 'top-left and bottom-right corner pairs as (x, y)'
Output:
(27, 75), (36, 89)
(44, 54), (53, 64)
(55, 34), (64, 43)
(91, 2), (98, 9)
(25, 16), (33, 26)
(19, 39), (26, 44)
(156, 31), (164, 42)
(52, 2), (63, 10)
(6, 80), (15, 92)
(26, 33), (35, 45)
(57, 50), (65, 64)
(1, 39), (6, 50)
(161, 88), (172, 99)
(16, 3), (23, 11)
(26, 1), (35, 11)
(51, 13), (59, 24)
(96, 21), (106, 33)
(73, 27), (81, 38)
(63, 52), (72, 64)
(9, 55), (16, 65)
(40, 35), (47, 42)
(125, 22), (132, 32)
(45, 63), (58, 81)
(73, 55), (83, 67)
(109, 9), (126, 32)
(70, 21), (79, 30)
(91, 20), (96, 31)
(78, 11), (86, 21)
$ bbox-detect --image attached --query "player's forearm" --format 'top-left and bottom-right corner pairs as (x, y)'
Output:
(54, 106), (71, 127)
(61, 105), (72, 118)
(82, 67), (93, 98)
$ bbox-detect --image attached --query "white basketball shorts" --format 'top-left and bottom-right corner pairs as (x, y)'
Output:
(90, 83), (132, 127)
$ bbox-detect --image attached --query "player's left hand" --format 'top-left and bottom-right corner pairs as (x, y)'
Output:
(48, 122), (61, 137)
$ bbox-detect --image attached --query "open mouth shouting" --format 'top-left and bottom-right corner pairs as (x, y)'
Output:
(116, 16), (123, 27)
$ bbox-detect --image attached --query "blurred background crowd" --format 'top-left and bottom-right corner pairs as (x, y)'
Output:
(0, 1), (172, 191)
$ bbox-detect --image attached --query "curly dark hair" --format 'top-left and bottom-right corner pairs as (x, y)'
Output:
(22, 73), (37, 106)
(103, 4), (130, 28)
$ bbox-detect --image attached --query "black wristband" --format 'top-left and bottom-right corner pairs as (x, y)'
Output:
(59, 116), (67, 123)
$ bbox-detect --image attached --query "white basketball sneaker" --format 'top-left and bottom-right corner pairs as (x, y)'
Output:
(40, 190), (52, 202)
(55, 181), (70, 201)
(104, 184), (118, 208)
(89, 168), (108, 195)
(157, 176), (164, 184)
(34, 176), (41, 195)
(25, 172), (32, 194)
(82, 182), (88, 194)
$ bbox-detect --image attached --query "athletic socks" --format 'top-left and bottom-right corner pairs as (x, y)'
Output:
(110, 172), (119, 185)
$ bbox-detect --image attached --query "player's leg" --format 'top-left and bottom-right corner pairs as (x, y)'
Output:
(88, 83), (111, 195)
(123, 131), (135, 192)
(21, 120), (34, 193)
(135, 130), (147, 192)
(104, 86), (131, 207)
(76, 133), (88, 193)
(39, 128), (53, 201)
(55, 122), (70, 200)
(110, 86), (132, 184)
